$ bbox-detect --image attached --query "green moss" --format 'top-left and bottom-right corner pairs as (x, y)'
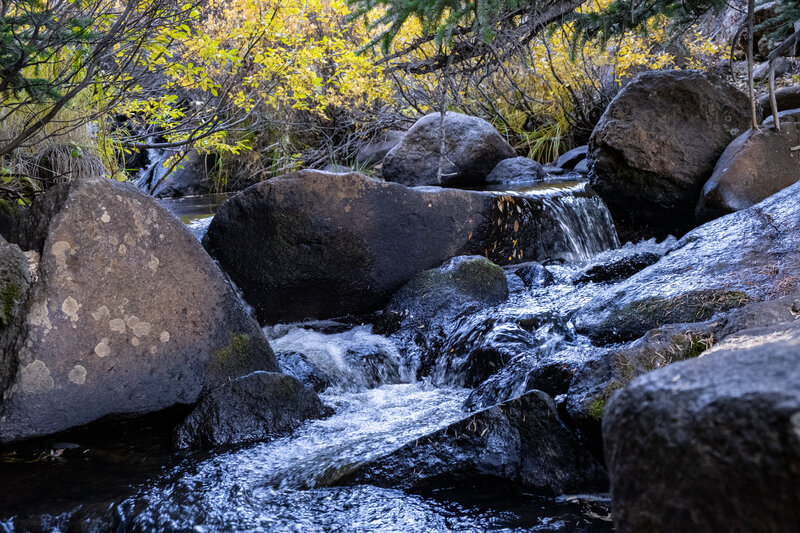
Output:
(215, 333), (251, 365)
(0, 282), (20, 326)
(587, 396), (607, 421)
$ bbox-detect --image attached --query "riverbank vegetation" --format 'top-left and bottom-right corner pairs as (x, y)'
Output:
(1, 0), (797, 206)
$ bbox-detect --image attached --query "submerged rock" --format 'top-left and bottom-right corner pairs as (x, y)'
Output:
(575, 180), (800, 339)
(204, 170), (617, 323)
(589, 70), (751, 236)
(174, 372), (332, 449)
(333, 390), (606, 495)
(0, 176), (277, 443)
(696, 123), (800, 223)
(486, 157), (546, 184)
(513, 262), (555, 288)
(382, 112), (516, 187)
(604, 319), (800, 533)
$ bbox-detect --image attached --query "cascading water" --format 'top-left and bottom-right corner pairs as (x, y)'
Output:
(1, 177), (645, 532)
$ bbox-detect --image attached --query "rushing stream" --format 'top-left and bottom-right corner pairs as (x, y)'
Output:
(0, 178), (664, 532)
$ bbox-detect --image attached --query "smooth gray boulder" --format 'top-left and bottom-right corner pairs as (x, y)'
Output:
(697, 122), (800, 222)
(556, 145), (588, 170)
(486, 157), (546, 183)
(0, 176), (277, 443)
(382, 112), (516, 186)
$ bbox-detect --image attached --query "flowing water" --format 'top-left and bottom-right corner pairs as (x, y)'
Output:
(0, 178), (662, 532)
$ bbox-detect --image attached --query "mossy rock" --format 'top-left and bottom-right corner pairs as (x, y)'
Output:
(589, 289), (749, 344)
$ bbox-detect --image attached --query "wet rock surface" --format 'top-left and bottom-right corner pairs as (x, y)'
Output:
(589, 70), (752, 236)
(0, 176), (276, 443)
(603, 319), (800, 533)
(513, 262), (556, 288)
(336, 390), (607, 495)
(573, 252), (660, 284)
(382, 112), (517, 187)
(174, 372), (332, 449)
(696, 122), (800, 222)
(576, 180), (800, 339)
(204, 170), (617, 323)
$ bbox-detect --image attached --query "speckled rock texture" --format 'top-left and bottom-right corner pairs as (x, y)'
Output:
(604, 318), (800, 533)
(588, 70), (752, 236)
(0, 175), (277, 443)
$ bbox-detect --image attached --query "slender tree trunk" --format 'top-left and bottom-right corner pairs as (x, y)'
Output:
(746, 0), (758, 129)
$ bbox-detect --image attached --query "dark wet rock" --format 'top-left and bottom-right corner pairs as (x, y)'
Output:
(0, 176), (277, 443)
(138, 151), (216, 198)
(0, 237), (33, 398)
(584, 289), (749, 345)
(758, 85), (800, 116)
(575, 181), (800, 339)
(556, 146), (588, 170)
(343, 345), (403, 388)
(603, 320), (800, 533)
(435, 312), (573, 390)
(486, 157), (546, 184)
(565, 320), (720, 456)
(275, 351), (331, 392)
(574, 252), (661, 284)
(514, 262), (555, 288)
(696, 123), (800, 222)
(589, 70), (752, 237)
(354, 130), (404, 166)
(205, 170), (616, 323)
(174, 372), (332, 449)
(717, 293), (800, 338)
(334, 390), (606, 495)
(382, 112), (516, 187)
(378, 256), (508, 335)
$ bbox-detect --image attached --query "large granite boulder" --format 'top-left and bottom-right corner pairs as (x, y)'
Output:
(332, 390), (606, 495)
(575, 180), (800, 340)
(696, 122), (800, 222)
(204, 170), (618, 324)
(382, 112), (517, 187)
(588, 70), (752, 236)
(174, 372), (332, 449)
(0, 176), (278, 443)
(603, 319), (800, 532)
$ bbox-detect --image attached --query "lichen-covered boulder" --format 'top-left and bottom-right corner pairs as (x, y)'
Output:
(696, 122), (800, 223)
(0, 176), (277, 443)
(588, 70), (751, 236)
(382, 112), (516, 186)
(204, 170), (618, 324)
(174, 372), (332, 449)
(603, 319), (800, 533)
